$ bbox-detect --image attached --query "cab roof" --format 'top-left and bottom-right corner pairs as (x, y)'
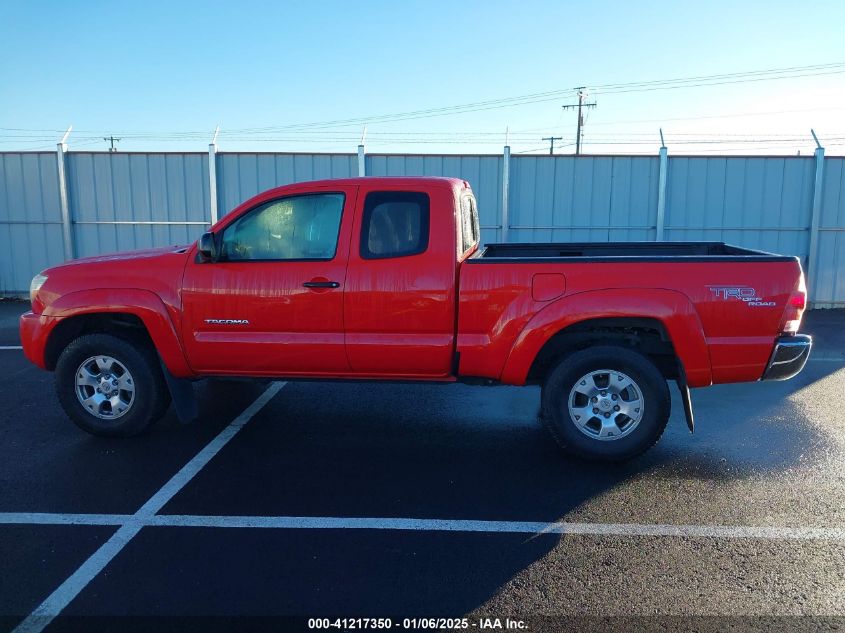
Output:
(266, 176), (469, 191)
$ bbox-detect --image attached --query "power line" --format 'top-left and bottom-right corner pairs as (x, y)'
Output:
(260, 64), (845, 131)
(104, 61), (845, 135)
(2, 62), (843, 143)
(2, 130), (838, 147)
(234, 68), (845, 131)
(3, 129), (843, 143)
(584, 62), (845, 90)
(512, 106), (845, 133)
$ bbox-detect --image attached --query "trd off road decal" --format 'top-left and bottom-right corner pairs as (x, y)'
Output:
(708, 286), (776, 307)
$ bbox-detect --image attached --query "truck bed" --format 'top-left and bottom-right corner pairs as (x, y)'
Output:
(472, 241), (796, 263)
(458, 239), (805, 387)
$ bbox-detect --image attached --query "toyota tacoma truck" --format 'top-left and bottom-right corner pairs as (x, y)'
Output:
(19, 177), (812, 461)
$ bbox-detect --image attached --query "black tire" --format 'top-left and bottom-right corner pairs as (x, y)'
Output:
(540, 345), (671, 461)
(55, 333), (171, 437)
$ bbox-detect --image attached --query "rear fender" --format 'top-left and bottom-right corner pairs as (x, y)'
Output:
(500, 288), (712, 387)
(44, 289), (192, 377)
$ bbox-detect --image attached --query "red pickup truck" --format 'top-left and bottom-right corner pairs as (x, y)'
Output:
(20, 177), (812, 460)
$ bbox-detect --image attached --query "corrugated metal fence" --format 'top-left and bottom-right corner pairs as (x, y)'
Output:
(1, 150), (843, 306)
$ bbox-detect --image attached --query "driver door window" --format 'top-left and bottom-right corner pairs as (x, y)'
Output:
(221, 193), (345, 261)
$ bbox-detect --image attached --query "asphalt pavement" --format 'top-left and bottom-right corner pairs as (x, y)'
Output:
(1, 299), (843, 632)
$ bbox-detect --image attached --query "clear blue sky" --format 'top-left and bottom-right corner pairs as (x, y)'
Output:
(1, 0), (843, 154)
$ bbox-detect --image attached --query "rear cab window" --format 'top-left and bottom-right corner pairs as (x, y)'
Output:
(360, 191), (430, 259)
(459, 193), (480, 257)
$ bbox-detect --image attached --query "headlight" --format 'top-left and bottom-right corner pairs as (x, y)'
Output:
(30, 273), (48, 305)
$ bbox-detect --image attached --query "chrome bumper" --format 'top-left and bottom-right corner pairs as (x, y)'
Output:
(761, 334), (812, 381)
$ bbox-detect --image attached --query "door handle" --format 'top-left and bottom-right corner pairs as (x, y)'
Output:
(302, 281), (340, 288)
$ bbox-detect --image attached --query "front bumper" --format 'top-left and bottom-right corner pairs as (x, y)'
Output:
(761, 334), (812, 381)
(19, 311), (55, 370)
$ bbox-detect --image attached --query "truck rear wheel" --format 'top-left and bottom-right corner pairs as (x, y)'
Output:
(55, 333), (171, 437)
(540, 346), (670, 461)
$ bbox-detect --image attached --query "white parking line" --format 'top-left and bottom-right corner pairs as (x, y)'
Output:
(149, 516), (845, 541)
(0, 512), (130, 525)
(1, 511), (842, 542)
(11, 381), (286, 633)
(0, 345), (23, 350)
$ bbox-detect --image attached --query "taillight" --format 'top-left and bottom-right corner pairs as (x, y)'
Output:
(782, 276), (807, 334)
(789, 293), (806, 309)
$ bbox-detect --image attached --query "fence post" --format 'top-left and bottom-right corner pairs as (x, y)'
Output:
(357, 144), (366, 177)
(501, 145), (510, 242)
(56, 127), (74, 260)
(357, 126), (367, 176)
(656, 130), (668, 241)
(807, 131), (825, 304)
(208, 126), (220, 225)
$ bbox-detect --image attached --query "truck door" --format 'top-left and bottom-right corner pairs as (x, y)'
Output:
(181, 185), (357, 375)
(343, 184), (457, 377)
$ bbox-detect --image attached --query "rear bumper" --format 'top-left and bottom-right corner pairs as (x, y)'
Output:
(761, 334), (812, 381)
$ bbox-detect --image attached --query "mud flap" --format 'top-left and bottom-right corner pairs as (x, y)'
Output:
(159, 358), (198, 424)
(676, 360), (695, 433)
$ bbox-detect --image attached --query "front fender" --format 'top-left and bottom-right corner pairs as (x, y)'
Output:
(499, 288), (713, 387)
(43, 288), (192, 377)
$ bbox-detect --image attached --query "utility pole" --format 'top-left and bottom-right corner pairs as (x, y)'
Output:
(103, 136), (121, 152)
(542, 136), (563, 155)
(561, 87), (596, 155)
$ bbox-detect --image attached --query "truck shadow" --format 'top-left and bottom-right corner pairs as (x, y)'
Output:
(131, 373), (840, 620)
(195, 373), (836, 519)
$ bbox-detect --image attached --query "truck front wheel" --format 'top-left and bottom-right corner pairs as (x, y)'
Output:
(55, 333), (171, 437)
(540, 346), (670, 461)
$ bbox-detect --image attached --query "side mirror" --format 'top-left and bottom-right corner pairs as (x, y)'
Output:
(197, 232), (219, 262)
